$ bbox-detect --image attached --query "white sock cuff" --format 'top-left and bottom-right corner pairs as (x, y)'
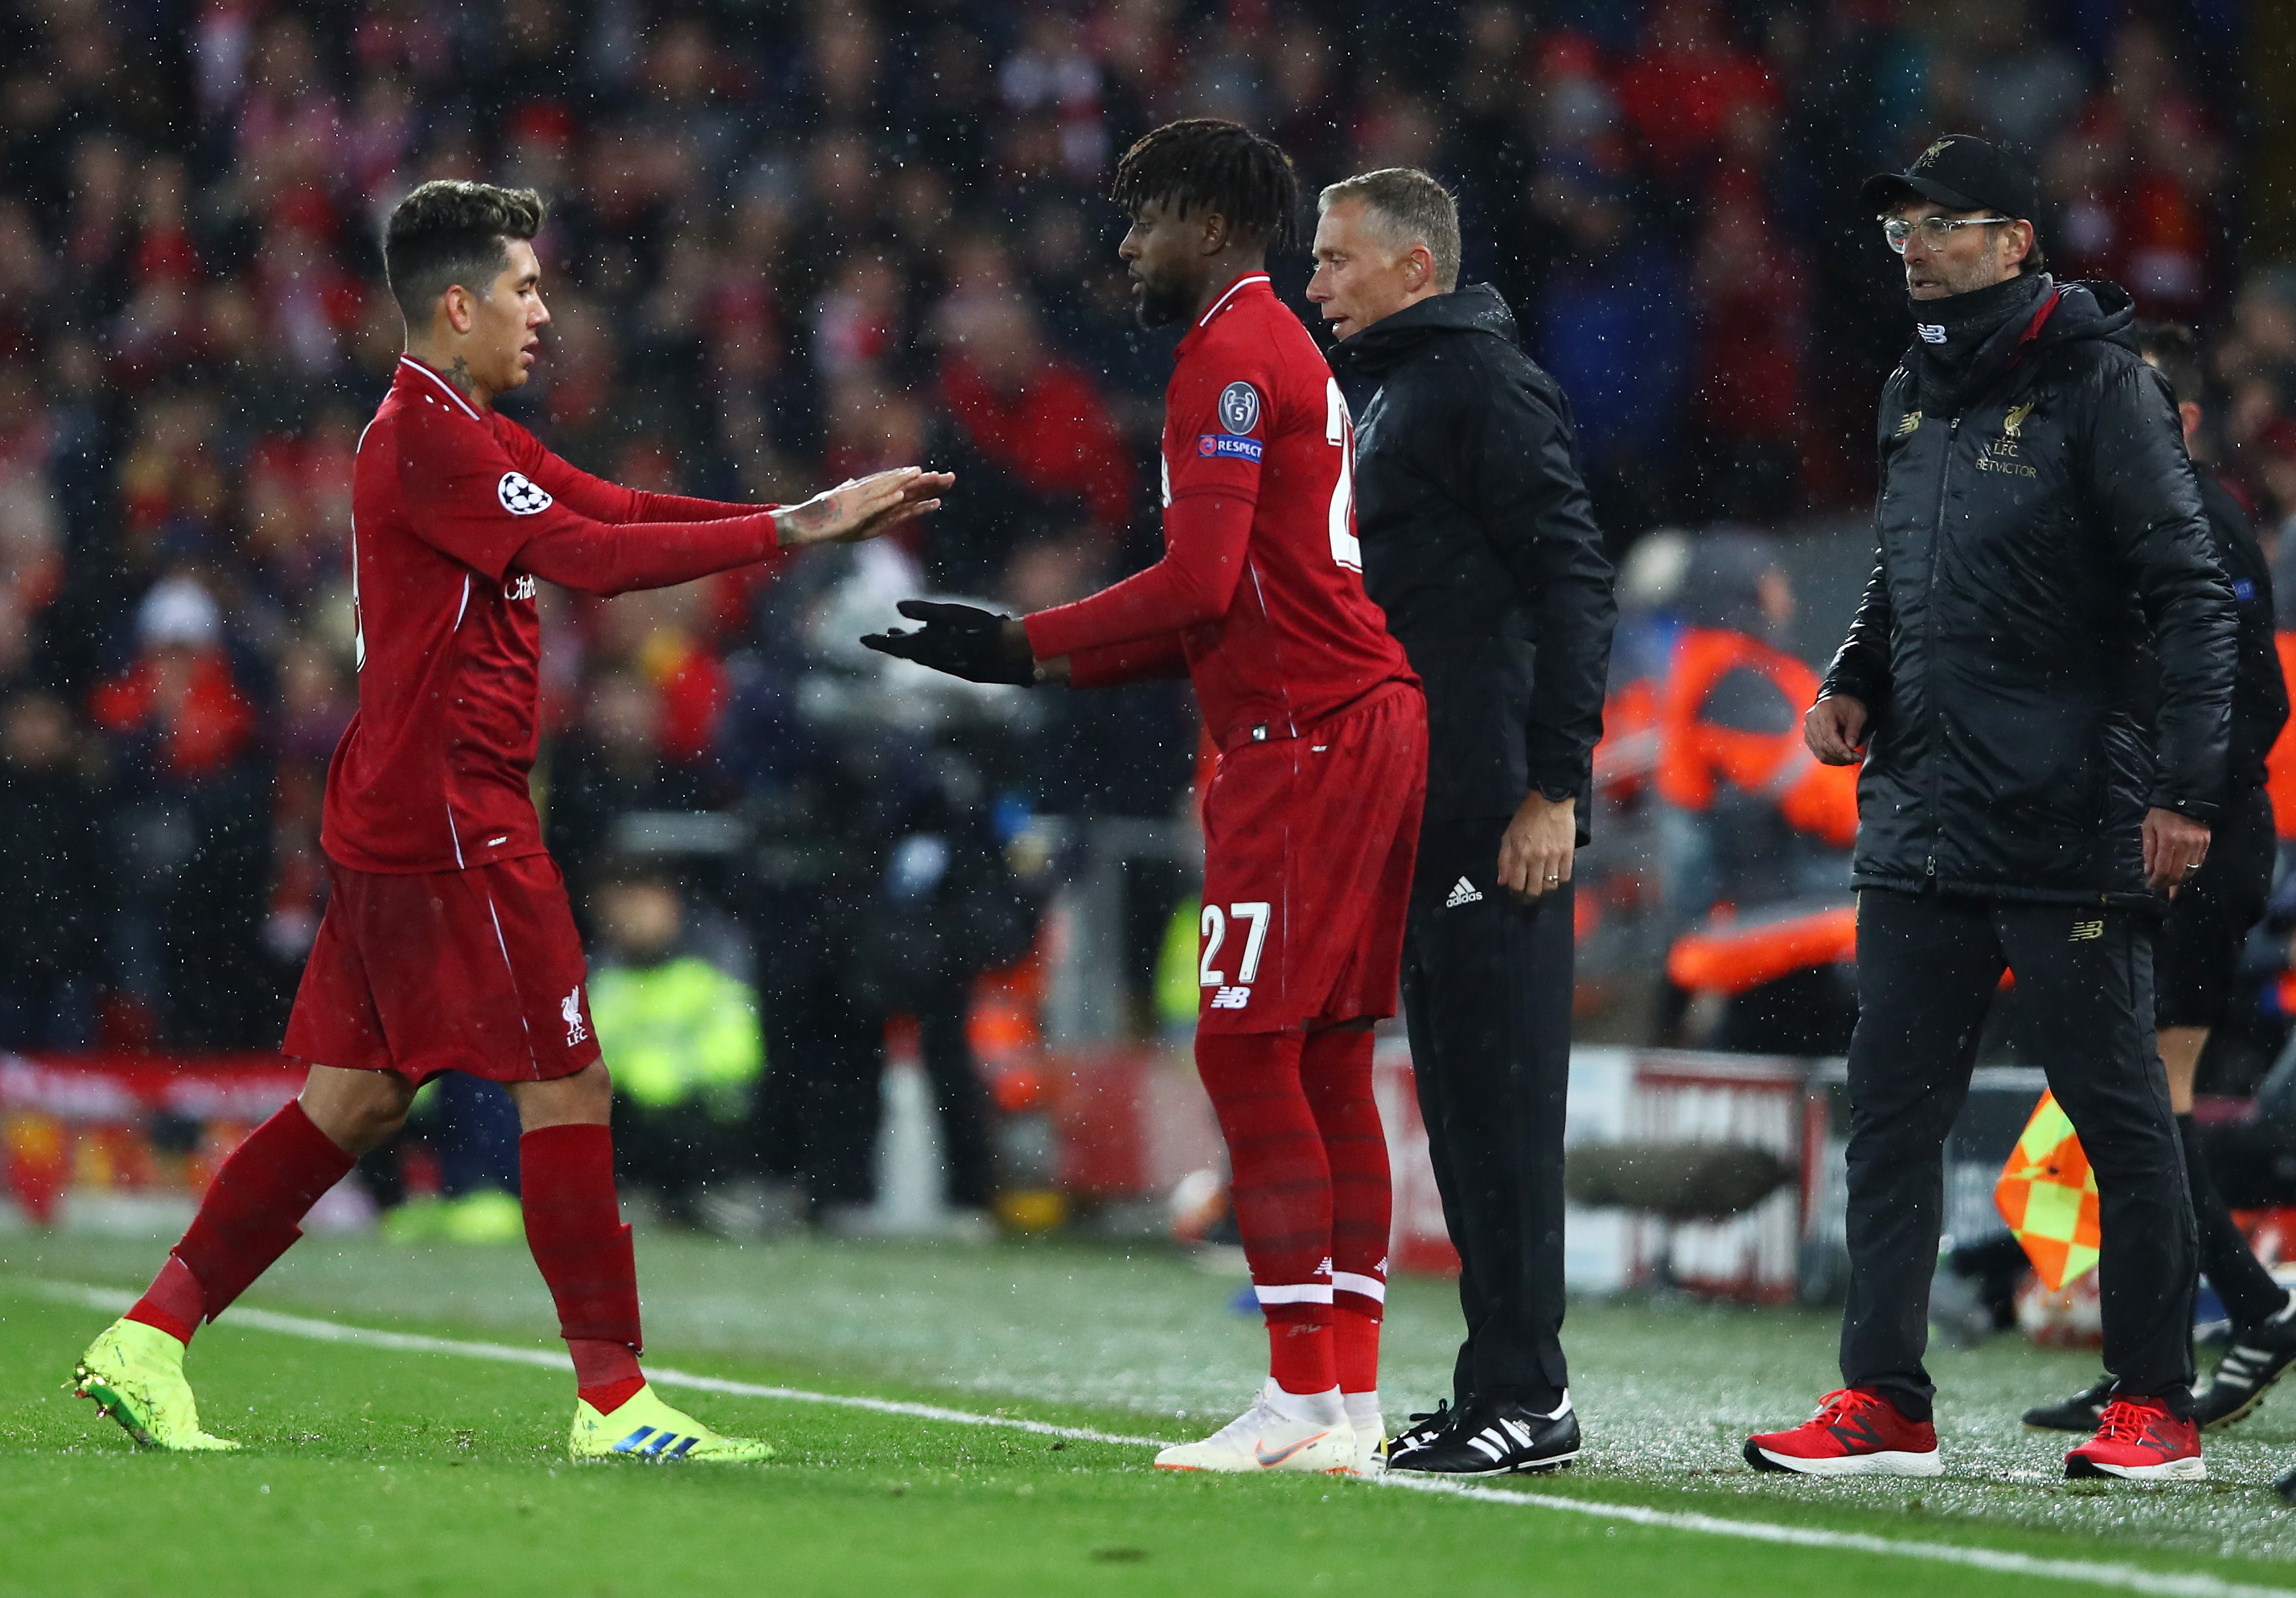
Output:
(1266, 1381), (1346, 1426)
(1254, 1281), (1334, 1307)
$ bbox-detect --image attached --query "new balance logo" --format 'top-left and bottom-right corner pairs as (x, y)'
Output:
(1209, 986), (1252, 1010)
(2069, 919), (2105, 942)
(1445, 877), (1483, 909)
(562, 987), (590, 1045)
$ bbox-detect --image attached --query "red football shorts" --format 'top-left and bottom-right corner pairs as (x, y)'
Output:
(284, 853), (600, 1086)
(1196, 681), (1427, 1035)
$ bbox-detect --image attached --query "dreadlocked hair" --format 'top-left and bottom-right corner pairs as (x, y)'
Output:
(1111, 119), (1299, 252)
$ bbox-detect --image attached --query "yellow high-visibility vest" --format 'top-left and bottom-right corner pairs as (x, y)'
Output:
(588, 958), (763, 1117)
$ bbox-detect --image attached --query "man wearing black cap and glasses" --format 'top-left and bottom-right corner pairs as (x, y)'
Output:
(1743, 135), (2237, 1482)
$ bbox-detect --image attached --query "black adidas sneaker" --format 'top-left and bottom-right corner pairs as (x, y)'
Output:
(1384, 1392), (1579, 1476)
(2022, 1375), (2114, 1433)
(2194, 1311), (2296, 1429)
(1381, 1400), (1460, 1468)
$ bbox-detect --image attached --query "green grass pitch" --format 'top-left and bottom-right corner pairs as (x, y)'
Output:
(5, 1228), (2296, 1597)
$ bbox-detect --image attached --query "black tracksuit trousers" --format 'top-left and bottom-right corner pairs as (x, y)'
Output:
(1841, 887), (2197, 1420)
(1400, 816), (1574, 1412)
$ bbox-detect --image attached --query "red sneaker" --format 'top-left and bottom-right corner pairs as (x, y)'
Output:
(2064, 1397), (2204, 1481)
(1743, 1387), (1941, 1477)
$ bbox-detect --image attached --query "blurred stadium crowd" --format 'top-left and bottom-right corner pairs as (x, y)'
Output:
(1, 0), (2291, 1184)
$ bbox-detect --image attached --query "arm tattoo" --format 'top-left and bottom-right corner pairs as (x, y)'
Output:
(774, 495), (832, 547)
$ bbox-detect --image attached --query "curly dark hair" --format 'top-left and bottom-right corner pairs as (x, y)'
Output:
(1110, 119), (1299, 252)
(382, 180), (546, 321)
(2135, 319), (2203, 407)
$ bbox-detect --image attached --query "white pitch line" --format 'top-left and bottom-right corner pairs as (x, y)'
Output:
(27, 1280), (1174, 1449)
(21, 1277), (2294, 1598)
(1370, 1472), (2295, 1598)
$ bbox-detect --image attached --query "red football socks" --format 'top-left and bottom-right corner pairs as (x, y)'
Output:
(1334, 1306), (1381, 1396)
(1301, 1027), (1387, 1394)
(520, 1123), (646, 1411)
(569, 1349), (644, 1416)
(129, 1098), (356, 1344)
(1301, 1026), (1388, 1317)
(1267, 1318), (1338, 1396)
(126, 1255), (204, 1346)
(1195, 1030), (1336, 1394)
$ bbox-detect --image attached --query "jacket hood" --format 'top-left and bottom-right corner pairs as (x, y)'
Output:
(1328, 282), (1519, 377)
(2030, 278), (2137, 351)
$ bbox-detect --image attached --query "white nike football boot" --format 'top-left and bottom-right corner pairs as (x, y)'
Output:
(1155, 1381), (1357, 1474)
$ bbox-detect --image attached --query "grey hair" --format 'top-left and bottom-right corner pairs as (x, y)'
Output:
(1317, 167), (1461, 293)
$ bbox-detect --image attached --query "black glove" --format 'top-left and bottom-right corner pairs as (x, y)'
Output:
(861, 599), (1036, 686)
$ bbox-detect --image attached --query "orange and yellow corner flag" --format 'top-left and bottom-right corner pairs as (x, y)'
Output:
(1995, 1091), (2102, 1291)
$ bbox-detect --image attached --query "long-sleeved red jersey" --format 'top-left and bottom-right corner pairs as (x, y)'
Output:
(322, 354), (779, 874)
(1022, 275), (1413, 749)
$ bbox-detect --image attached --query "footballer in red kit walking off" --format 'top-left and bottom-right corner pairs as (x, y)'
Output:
(868, 121), (1426, 1475)
(70, 180), (951, 1461)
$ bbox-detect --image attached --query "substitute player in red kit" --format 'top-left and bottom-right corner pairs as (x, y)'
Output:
(71, 180), (950, 1462)
(866, 121), (1426, 1474)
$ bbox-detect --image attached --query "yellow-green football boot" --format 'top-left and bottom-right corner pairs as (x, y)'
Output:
(569, 1383), (773, 1463)
(71, 1318), (240, 1452)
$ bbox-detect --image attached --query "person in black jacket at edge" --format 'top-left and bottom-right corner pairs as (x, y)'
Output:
(1745, 136), (2237, 1485)
(2022, 323), (2296, 1448)
(1308, 167), (1617, 1476)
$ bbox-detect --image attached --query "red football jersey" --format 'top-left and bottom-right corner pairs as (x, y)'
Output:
(1024, 275), (1414, 746)
(323, 356), (777, 874)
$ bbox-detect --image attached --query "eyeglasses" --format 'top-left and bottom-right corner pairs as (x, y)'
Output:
(1882, 215), (2014, 253)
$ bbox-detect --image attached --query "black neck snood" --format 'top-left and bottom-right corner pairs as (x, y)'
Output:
(1911, 271), (2047, 412)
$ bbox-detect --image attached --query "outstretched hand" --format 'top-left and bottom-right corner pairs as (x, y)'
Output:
(775, 467), (954, 549)
(861, 599), (1038, 686)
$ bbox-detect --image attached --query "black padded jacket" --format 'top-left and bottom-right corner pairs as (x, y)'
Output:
(1330, 284), (1617, 835)
(1818, 277), (2237, 907)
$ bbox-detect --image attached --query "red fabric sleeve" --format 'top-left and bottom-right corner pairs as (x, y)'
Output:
(400, 402), (779, 589)
(397, 406), (535, 580)
(497, 417), (771, 523)
(513, 514), (782, 598)
(1067, 631), (1190, 687)
(1024, 491), (1254, 659)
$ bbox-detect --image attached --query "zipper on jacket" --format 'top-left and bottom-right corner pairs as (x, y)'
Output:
(1923, 416), (1959, 880)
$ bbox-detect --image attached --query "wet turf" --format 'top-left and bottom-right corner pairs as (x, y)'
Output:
(5, 1228), (2295, 1595)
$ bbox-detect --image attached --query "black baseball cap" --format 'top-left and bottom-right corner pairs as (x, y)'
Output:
(1859, 134), (2038, 221)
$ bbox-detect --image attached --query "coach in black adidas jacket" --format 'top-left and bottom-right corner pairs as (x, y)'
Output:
(1312, 168), (1616, 1474)
(1773, 137), (2236, 1461)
